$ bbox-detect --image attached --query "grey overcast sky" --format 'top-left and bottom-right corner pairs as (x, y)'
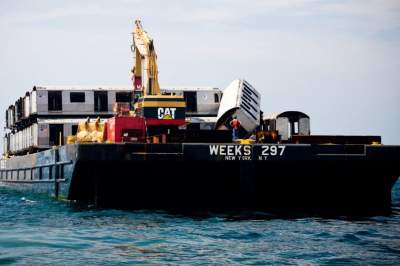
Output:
(0, 0), (399, 147)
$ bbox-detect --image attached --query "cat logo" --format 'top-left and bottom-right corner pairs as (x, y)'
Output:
(157, 107), (176, 119)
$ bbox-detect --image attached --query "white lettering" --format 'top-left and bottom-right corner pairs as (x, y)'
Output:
(279, 145), (286, 156)
(220, 145), (226, 155)
(157, 107), (177, 119)
(270, 145), (277, 156)
(227, 145), (234, 156)
(262, 145), (269, 156)
(209, 145), (255, 158)
(157, 108), (163, 119)
(209, 145), (219, 155)
(170, 108), (176, 119)
(244, 145), (251, 156)
(164, 108), (171, 116)
(235, 145), (242, 155)
(261, 145), (286, 157)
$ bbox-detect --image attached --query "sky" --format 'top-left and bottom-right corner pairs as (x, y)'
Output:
(0, 0), (399, 148)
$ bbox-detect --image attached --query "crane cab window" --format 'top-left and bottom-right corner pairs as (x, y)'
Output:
(48, 91), (62, 111)
(94, 91), (108, 112)
(70, 92), (85, 103)
(116, 92), (132, 103)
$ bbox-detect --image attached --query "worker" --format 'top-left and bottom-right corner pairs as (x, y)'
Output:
(230, 116), (241, 140)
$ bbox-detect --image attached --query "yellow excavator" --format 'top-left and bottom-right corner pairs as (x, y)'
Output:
(73, 20), (186, 144)
(131, 20), (186, 123)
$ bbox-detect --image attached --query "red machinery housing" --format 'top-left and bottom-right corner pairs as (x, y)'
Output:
(105, 116), (146, 143)
(105, 116), (186, 143)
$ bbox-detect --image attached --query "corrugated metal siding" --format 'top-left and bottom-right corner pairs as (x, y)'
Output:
(9, 107), (14, 126)
(299, 118), (310, 136)
(10, 134), (13, 153)
(18, 131), (22, 151)
(3, 136), (7, 155)
(276, 117), (289, 140)
(38, 123), (49, 147)
(14, 102), (20, 123)
(33, 124), (38, 147)
(24, 95), (30, 118)
(22, 128), (26, 150)
(34, 85), (131, 91)
(36, 89), (47, 113)
(31, 90), (37, 114)
(216, 79), (260, 134)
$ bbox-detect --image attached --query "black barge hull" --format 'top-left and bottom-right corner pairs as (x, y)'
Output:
(1, 143), (399, 213)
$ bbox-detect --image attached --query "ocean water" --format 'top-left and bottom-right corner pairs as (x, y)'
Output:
(0, 181), (399, 266)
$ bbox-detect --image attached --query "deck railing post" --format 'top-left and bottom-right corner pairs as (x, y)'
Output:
(54, 148), (60, 199)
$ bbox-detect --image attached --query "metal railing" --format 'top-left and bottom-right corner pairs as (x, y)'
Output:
(0, 160), (73, 182)
(0, 159), (73, 199)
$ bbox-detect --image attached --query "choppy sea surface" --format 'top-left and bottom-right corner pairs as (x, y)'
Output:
(0, 181), (399, 266)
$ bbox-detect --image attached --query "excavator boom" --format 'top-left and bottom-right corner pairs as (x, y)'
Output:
(132, 20), (160, 96)
(129, 20), (186, 127)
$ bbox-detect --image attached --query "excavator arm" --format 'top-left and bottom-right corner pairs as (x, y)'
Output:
(130, 19), (186, 125)
(131, 20), (160, 96)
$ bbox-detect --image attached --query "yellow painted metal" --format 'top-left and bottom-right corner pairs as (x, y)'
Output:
(67, 135), (76, 144)
(134, 47), (142, 84)
(59, 132), (62, 146)
(76, 117), (105, 143)
(136, 95), (186, 108)
(130, 20), (186, 117)
(138, 95), (184, 100)
(132, 20), (160, 96)
(137, 102), (186, 108)
(237, 139), (255, 145)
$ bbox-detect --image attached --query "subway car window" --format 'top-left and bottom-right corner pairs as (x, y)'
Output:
(48, 91), (62, 111)
(70, 92), (85, 103)
(116, 92), (132, 102)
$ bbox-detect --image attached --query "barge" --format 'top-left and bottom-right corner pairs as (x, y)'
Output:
(1, 142), (399, 213)
(1, 20), (399, 214)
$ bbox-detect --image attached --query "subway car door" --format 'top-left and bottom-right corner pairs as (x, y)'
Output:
(49, 124), (64, 146)
(94, 91), (108, 112)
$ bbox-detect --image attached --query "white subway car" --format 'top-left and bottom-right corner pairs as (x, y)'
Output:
(4, 118), (109, 154)
(216, 79), (261, 136)
(161, 87), (222, 117)
(3, 85), (224, 155)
